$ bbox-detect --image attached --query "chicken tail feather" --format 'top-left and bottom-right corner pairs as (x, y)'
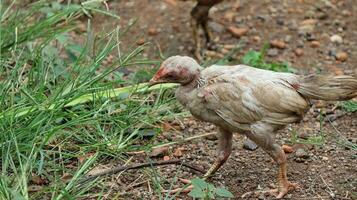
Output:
(298, 74), (357, 101)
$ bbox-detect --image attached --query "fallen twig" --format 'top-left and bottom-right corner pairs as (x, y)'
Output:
(78, 159), (205, 184)
(126, 132), (216, 155)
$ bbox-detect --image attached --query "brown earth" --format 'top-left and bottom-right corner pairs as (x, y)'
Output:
(79, 0), (356, 199)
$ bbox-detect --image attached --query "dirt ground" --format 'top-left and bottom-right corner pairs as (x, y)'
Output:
(83, 0), (356, 199)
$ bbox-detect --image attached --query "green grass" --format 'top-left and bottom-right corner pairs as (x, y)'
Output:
(0, 1), (180, 199)
(241, 44), (296, 72)
(340, 100), (357, 113)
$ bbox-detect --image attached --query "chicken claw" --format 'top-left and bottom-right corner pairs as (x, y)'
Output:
(273, 181), (300, 199)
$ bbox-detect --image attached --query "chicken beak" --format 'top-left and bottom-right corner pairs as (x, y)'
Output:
(148, 77), (161, 87)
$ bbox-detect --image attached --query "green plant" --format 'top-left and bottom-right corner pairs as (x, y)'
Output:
(241, 44), (295, 72)
(0, 1), (180, 199)
(339, 100), (357, 113)
(187, 178), (234, 200)
(289, 112), (326, 146)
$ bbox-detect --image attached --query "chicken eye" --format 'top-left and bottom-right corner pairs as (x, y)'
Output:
(166, 73), (174, 79)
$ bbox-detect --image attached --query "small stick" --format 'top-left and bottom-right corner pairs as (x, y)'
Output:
(78, 159), (205, 184)
(126, 132), (216, 155)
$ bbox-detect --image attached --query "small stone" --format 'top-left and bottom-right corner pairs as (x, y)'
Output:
(136, 38), (145, 45)
(148, 28), (159, 36)
(252, 36), (261, 43)
(331, 121), (339, 127)
(270, 39), (286, 49)
(330, 34), (343, 44)
(328, 49), (337, 57)
(341, 10), (351, 17)
(297, 131), (310, 139)
(284, 35), (292, 43)
(282, 144), (294, 153)
(224, 11), (236, 22)
(305, 33), (316, 41)
(243, 138), (259, 151)
(227, 26), (249, 38)
(258, 194), (265, 200)
(322, 156), (329, 161)
(267, 48), (279, 57)
(276, 18), (285, 26)
(294, 48), (304, 56)
(295, 148), (309, 159)
(310, 41), (320, 48)
(335, 52), (348, 62)
(208, 21), (225, 33)
(317, 12), (328, 20)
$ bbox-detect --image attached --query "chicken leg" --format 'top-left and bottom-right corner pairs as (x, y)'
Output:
(246, 122), (299, 199)
(163, 128), (232, 194)
(190, 0), (222, 60)
(203, 127), (232, 178)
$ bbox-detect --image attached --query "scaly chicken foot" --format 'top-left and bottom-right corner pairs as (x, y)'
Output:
(246, 123), (299, 198)
(163, 129), (232, 195)
(273, 162), (300, 198)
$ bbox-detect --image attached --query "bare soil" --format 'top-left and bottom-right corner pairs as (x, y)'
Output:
(81, 0), (356, 199)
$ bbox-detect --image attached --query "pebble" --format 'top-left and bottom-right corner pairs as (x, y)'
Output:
(270, 39), (286, 49)
(294, 48), (304, 56)
(328, 49), (337, 57)
(224, 11), (236, 22)
(305, 33), (316, 41)
(252, 36), (261, 43)
(243, 138), (259, 151)
(284, 35), (292, 43)
(267, 48), (279, 57)
(310, 41), (320, 48)
(136, 38), (145, 45)
(341, 10), (351, 17)
(208, 21), (225, 33)
(317, 12), (328, 20)
(276, 18), (285, 26)
(335, 51), (348, 62)
(148, 28), (159, 36)
(298, 131), (310, 139)
(330, 34), (343, 44)
(295, 148), (309, 159)
(282, 144), (294, 153)
(227, 26), (249, 38)
(298, 24), (314, 35)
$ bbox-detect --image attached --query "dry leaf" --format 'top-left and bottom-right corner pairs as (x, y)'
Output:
(31, 174), (47, 185)
(61, 173), (73, 181)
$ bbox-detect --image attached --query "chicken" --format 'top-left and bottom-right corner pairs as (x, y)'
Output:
(179, 0), (223, 60)
(149, 56), (357, 198)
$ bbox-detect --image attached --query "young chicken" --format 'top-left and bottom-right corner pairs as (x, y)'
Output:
(149, 56), (357, 198)
(180, 0), (223, 60)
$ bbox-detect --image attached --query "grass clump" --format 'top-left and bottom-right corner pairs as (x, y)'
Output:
(0, 1), (178, 199)
(340, 100), (357, 113)
(241, 44), (295, 72)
